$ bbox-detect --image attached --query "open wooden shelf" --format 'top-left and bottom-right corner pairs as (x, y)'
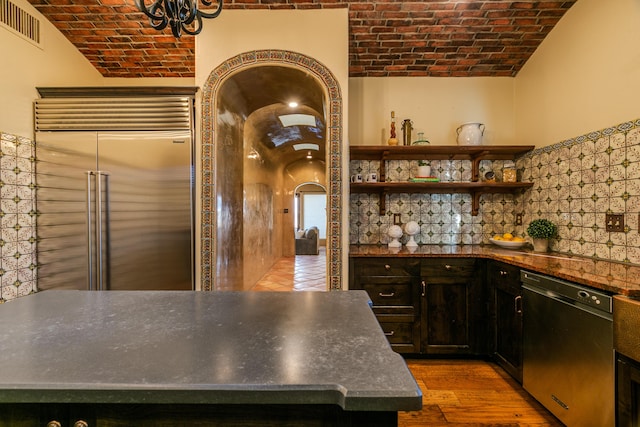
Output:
(350, 145), (535, 182)
(350, 181), (533, 215)
(349, 145), (535, 215)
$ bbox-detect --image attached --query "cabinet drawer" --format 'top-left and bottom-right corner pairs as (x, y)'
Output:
(360, 278), (416, 307)
(353, 258), (420, 277)
(379, 321), (417, 344)
(421, 258), (476, 283)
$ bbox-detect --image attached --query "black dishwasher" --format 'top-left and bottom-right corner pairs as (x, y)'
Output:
(521, 270), (614, 427)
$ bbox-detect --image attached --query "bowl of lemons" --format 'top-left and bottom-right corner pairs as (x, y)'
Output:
(490, 233), (527, 249)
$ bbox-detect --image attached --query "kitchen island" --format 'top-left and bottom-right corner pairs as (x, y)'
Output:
(0, 290), (421, 426)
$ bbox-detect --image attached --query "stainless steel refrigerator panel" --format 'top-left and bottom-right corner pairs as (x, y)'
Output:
(97, 132), (193, 291)
(36, 132), (97, 291)
(35, 131), (193, 291)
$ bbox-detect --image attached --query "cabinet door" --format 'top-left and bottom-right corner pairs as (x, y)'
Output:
(488, 261), (523, 382)
(0, 404), (95, 427)
(421, 258), (485, 355)
(617, 354), (640, 427)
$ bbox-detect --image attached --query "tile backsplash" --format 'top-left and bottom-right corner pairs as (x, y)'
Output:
(518, 119), (640, 265)
(2, 118), (639, 302)
(349, 118), (640, 266)
(0, 132), (37, 302)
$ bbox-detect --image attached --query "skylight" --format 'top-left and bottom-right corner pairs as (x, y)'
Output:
(293, 143), (319, 151)
(278, 114), (316, 127)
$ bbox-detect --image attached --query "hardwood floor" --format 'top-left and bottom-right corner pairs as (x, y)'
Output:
(400, 359), (562, 427)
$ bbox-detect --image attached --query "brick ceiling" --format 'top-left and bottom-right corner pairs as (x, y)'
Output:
(26, 0), (577, 78)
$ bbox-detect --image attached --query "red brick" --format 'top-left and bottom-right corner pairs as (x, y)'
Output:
(26, 0), (575, 78)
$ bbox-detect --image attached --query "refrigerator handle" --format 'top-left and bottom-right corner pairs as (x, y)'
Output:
(95, 171), (110, 291)
(86, 171), (95, 291)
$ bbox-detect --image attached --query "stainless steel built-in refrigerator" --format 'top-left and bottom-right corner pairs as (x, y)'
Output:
(34, 97), (194, 291)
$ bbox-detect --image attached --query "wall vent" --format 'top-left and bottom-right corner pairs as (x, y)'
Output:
(0, 0), (41, 48)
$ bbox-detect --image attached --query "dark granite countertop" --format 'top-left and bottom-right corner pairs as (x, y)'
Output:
(0, 290), (422, 411)
(350, 244), (640, 297)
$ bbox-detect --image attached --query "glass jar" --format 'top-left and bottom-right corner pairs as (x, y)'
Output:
(503, 161), (516, 182)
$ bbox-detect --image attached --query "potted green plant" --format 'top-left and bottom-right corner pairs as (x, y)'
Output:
(526, 219), (557, 252)
(417, 160), (431, 177)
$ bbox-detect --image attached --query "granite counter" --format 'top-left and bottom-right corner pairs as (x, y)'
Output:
(0, 290), (422, 425)
(350, 244), (640, 297)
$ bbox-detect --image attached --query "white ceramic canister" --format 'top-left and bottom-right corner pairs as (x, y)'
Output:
(456, 122), (485, 145)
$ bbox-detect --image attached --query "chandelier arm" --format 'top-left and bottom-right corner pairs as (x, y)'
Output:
(135, 0), (222, 37)
(135, 0), (168, 27)
(180, 13), (204, 36)
(197, 0), (222, 19)
(178, 0), (199, 26)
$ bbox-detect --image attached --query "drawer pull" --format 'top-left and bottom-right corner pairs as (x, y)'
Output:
(384, 331), (395, 337)
(421, 280), (426, 297)
(384, 264), (391, 270)
(379, 292), (395, 297)
(444, 264), (452, 270)
(515, 295), (522, 314)
(500, 270), (509, 276)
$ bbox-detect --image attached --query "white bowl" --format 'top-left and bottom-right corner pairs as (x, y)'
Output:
(489, 238), (527, 249)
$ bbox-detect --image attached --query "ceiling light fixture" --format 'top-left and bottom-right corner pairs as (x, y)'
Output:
(288, 102), (299, 108)
(247, 148), (260, 160)
(306, 151), (312, 159)
(135, 0), (223, 38)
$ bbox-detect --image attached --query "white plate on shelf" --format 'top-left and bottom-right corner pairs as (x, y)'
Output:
(489, 238), (527, 249)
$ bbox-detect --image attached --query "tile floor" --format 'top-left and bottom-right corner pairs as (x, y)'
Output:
(249, 247), (327, 292)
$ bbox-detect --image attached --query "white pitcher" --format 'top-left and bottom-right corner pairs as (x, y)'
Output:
(456, 122), (485, 145)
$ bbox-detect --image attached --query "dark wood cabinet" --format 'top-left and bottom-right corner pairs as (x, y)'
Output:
(421, 258), (486, 355)
(0, 403), (396, 427)
(487, 260), (523, 382)
(350, 258), (422, 353)
(617, 353), (640, 427)
(350, 257), (486, 356)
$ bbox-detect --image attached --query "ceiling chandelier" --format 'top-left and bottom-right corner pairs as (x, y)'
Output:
(135, 0), (223, 38)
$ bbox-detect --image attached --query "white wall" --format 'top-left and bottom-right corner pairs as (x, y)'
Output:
(0, 0), (103, 137)
(515, 0), (640, 147)
(349, 77), (515, 146)
(195, 8), (350, 289)
(0, 0), (194, 138)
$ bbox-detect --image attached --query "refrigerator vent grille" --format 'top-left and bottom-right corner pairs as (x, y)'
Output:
(34, 97), (193, 131)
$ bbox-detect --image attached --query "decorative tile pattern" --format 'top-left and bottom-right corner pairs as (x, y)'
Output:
(0, 132), (37, 302)
(519, 119), (640, 265)
(200, 50), (344, 290)
(350, 118), (640, 266)
(349, 159), (520, 246)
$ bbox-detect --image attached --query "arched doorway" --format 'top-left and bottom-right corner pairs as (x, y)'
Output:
(200, 50), (343, 291)
(294, 182), (327, 253)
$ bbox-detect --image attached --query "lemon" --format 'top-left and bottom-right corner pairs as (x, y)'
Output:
(512, 236), (525, 242)
(502, 233), (514, 240)
(493, 235), (503, 240)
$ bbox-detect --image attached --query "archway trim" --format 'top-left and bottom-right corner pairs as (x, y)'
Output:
(200, 49), (343, 291)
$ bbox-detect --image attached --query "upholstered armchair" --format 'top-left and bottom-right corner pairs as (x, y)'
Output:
(295, 226), (319, 255)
